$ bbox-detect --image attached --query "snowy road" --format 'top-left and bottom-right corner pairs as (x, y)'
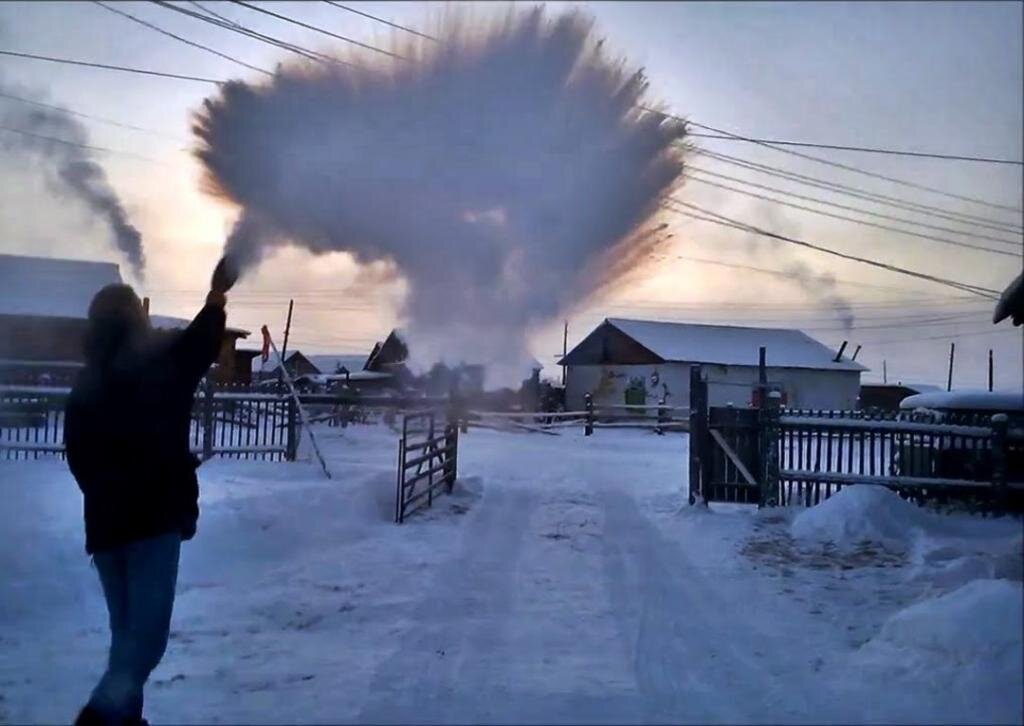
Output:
(1, 426), (1020, 724)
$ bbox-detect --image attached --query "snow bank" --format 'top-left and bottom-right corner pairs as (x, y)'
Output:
(849, 579), (1024, 724)
(790, 485), (930, 551)
(872, 579), (1023, 660)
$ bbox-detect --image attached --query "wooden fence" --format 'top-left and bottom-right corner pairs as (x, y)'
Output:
(465, 394), (689, 436)
(0, 384), (297, 462)
(689, 367), (1024, 511)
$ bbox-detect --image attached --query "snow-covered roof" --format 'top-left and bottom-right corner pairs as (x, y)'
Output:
(601, 318), (867, 372)
(304, 354), (368, 374)
(251, 352), (368, 374)
(0, 253), (122, 319)
(900, 390), (1024, 412)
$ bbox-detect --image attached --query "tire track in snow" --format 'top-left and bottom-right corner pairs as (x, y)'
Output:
(600, 486), (841, 724)
(358, 484), (535, 724)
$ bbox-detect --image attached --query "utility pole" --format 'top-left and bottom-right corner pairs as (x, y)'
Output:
(988, 349), (994, 392)
(883, 359), (887, 385)
(278, 299), (294, 385)
(561, 320), (568, 387)
(946, 342), (955, 392)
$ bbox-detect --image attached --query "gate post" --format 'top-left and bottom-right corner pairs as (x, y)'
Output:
(991, 413), (1009, 511)
(688, 366), (708, 505)
(285, 396), (298, 461)
(759, 390), (782, 508)
(444, 420), (458, 493)
(201, 379), (214, 461)
(584, 392), (594, 436)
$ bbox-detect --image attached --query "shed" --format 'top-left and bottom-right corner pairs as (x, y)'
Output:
(559, 318), (866, 411)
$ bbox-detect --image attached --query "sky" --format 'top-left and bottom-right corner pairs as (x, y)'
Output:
(0, 0), (1021, 389)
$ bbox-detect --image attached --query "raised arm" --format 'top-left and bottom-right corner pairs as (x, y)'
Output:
(167, 257), (237, 389)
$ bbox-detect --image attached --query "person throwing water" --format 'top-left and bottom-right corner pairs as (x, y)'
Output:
(66, 258), (237, 725)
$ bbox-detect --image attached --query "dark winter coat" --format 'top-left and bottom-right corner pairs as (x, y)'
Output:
(65, 304), (226, 554)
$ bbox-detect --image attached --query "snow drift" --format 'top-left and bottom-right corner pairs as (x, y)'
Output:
(192, 7), (686, 384)
(789, 485), (930, 551)
(871, 578), (1023, 661)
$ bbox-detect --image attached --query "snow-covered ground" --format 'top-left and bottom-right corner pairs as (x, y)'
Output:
(1, 425), (1021, 724)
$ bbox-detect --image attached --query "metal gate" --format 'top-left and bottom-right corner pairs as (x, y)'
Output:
(395, 411), (459, 523)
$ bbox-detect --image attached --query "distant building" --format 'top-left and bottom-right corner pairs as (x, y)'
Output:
(364, 329), (543, 395)
(0, 253), (251, 385)
(251, 351), (368, 380)
(560, 318), (866, 411)
(859, 382), (942, 411)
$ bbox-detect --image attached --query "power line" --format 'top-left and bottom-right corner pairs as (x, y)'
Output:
(685, 173), (1020, 257)
(230, 0), (405, 60)
(152, 0), (347, 67)
(186, 1), (238, 26)
(93, 0), (273, 77)
(686, 131), (1023, 166)
(694, 147), (1023, 236)
(668, 200), (1002, 298)
(322, 0), (438, 42)
(651, 109), (1022, 214)
(0, 124), (168, 164)
(667, 254), (967, 294)
(0, 89), (187, 142)
(0, 48), (222, 84)
(686, 165), (1020, 248)
(847, 325), (1022, 346)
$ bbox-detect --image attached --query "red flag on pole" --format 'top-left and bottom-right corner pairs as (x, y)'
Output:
(260, 325), (271, 363)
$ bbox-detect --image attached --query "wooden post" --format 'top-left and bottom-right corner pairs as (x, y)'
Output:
(656, 397), (667, 435)
(991, 413), (1008, 511)
(561, 320), (568, 387)
(947, 342), (955, 392)
(444, 420), (458, 492)
(988, 349), (994, 392)
(584, 392), (594, 436)
(395, 433), (405, 523)
(285, 395), (298, 461)
(688, 365), (708, 506)
(883, 359), (887, 385)
(201, 378), (214, 461)
(757, 345), (767, 407)
(279, 299), (294, 386)
(759, 391), (782, 508)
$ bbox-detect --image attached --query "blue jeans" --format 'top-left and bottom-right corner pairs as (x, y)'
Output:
(87, 532), (181, 721)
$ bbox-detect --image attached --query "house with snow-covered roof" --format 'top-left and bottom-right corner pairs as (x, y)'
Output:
(0, 253), (252, 384)
(559, 318), (867, 411)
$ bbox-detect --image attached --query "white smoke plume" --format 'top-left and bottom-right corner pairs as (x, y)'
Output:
(0, 82), (145, 277)
(193, 7), (686, 383)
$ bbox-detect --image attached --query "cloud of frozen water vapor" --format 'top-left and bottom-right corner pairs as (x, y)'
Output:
(0, 81), (145, 277)
(193, 6), (686, 383)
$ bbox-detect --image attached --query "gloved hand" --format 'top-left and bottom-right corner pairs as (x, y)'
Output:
(210, 255), (239, 295)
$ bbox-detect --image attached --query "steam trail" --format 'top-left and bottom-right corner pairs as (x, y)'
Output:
(194, 7), (686, 382)
(0, 82), (145, 277)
